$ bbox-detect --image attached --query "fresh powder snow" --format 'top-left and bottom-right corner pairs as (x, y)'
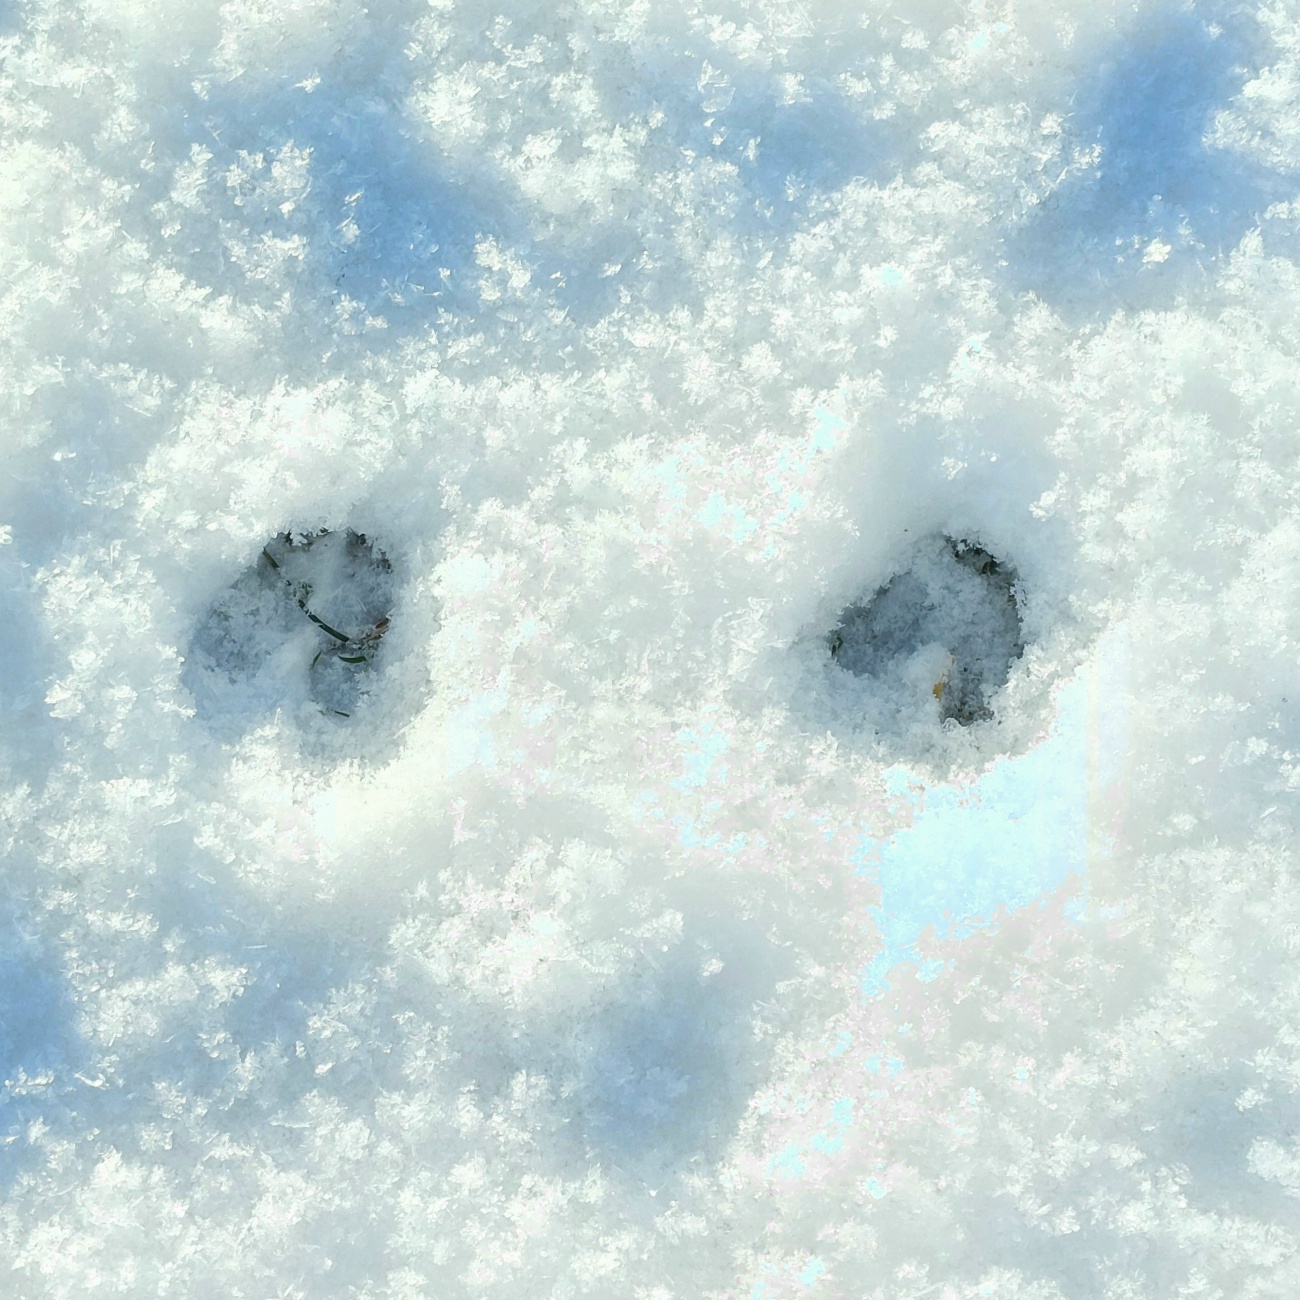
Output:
(2, 0), (1299, 1296)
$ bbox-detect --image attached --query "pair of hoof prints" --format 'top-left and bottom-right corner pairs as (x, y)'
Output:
(193, 528), (1023, 728)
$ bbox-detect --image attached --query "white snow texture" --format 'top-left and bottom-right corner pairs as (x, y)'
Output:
(1, 0), (1299, 1295)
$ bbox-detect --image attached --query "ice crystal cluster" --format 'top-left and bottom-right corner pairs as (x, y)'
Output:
(2, 0), (1300, 1295)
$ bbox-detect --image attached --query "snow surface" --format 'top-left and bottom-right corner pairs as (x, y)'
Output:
(2, 0), (1300, 1294)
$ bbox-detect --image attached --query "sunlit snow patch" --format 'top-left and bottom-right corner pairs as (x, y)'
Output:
(858, 625), (1130, 996)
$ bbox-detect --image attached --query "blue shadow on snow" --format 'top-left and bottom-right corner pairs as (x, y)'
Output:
(1006, 8), (1287, 312)
(563, 919), (788, 1183)
(0, 911), (77, 1194)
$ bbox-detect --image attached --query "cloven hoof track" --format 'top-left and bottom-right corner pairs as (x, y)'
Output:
(263, 529), (394, 717)
(190, 527), (395, 720)
(828, 536), (1025, 726)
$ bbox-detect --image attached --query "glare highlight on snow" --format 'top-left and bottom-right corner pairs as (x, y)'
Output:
(860, 625), (1130, 996)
